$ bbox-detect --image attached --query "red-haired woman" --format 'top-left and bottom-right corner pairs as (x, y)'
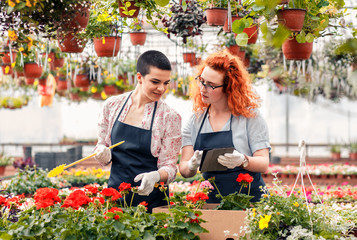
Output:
(179, 50), (271, 203)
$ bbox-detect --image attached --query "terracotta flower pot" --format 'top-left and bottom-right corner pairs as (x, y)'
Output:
(331, 152), (341, 160)
(0, 166), (5, 175)
(25, 78), (35, 85)
(70, 93), (81, 101)
(277, 9), (306, 32)
(93, 37), (121, 57)
(129, 32), (147, 46)
(38, 78), (47, 86)
(24, 63), (43, 79)
(118, 0), (141, 18)
(183, 52), (196, 64)
(58, 32), (87, 53)
(227, 45), (240, 56)
(1, 51), (17, 64)
(205, 8), (228, 26)
(282, 37), (313, 60)
(62, 4), (90, 31)
(52, 58), (65, 69)
(92, 92), (103, 100)
(57, 80), (68, 91)
(279, 0), (290, 4)
(223, 15), (241, 33)
(104, 85), (119, 95)
(237, 49), (246, 61)
(243, 24), (259, 44)
(349, 152), (357, 160)
(74, 74), (90, 88)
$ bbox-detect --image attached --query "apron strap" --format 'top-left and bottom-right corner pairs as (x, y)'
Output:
(116, 91), (133, 120)
(150, 102), (158, 131)
(197, 105), (210, 135)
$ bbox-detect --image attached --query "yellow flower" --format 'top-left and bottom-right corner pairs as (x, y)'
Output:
(91, 86), (98, 93)
(8, 30), (18, 41)
(19, 47), (24, 52)
(277, 212), (280, 215)
(27, 37), (33, 50)
(252, 208), (256, 217)
(11, 62), (16, 68)
(15, 0), (20, 2)
(101, 91), (107, 100)
(259, 214), (271, 230)
(263, 194), (268, 198)
(48, 58), (52, 63)
(293, 202), (299, 207)
(102, 37), (105, 44)
(171, 89), (176, 94)
(5, 66), (10, 74)
(8, 0), (16, 7)
(26, 0), (32, 7)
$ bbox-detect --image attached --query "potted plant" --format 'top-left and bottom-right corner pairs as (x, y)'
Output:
(161, 0), (205, 44)
(0, 153), (14, 175)
(129, 20), (147, 46)
(349, 141), (357, 161)
(282, 0), (345, 60)
(199, 0), (228, 26)
(330, 143), (342, 160)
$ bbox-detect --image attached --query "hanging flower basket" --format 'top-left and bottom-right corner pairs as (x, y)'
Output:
(223, 15), (241, 33)
(118, 0), (141, 18)
(282, 37), (313, 60)
(129, 32), (147, 46)
(74, 74), (90, 88)
(57, 79), (68, 91)
(62, 4), (90, 31)
(93, 37), (121, 57)
(24, 63), (43, 79)
(205, 8), (228, 26)
(243, 24), (259, 44)
(51, 57), (65, 71)
(25, 78), (35, 85)
(1, 51), (17, 64)
(58, 32), (87, 53)
(277, 9), (306, 32)
(183, 52), (196, 64)
(103, 85), (119, 95)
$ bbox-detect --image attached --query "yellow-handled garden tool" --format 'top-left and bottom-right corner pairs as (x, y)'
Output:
(47, 140), (125, 178)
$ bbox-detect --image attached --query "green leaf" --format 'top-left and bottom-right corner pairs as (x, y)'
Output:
(232, 19), (246, 33)
(272, 25), (291, 48)
(305, 33), (314, 43)
(295, 32), (306, 43)
(154, 0), (169, 7)
(235, 33), (248, 47)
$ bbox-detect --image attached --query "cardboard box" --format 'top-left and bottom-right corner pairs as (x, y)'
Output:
(153, 203), (247, 240)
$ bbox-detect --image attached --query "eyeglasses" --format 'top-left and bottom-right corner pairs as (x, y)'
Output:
(195, 75), (225, 91)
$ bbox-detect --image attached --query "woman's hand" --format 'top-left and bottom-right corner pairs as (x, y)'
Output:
(94, 145), (111, 166)
(134, 171), (161, 196)
(217, 150), (245, 169)
(187, 150), (203, 171)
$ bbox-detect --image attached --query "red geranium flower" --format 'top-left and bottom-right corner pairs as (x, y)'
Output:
(139, 201), (148, 206)
(100, 188), (122, 201)
(84, 185), (98, 194)
(118, 182), (131, 192)
(61, 190), (91, 209)
(236, 173), (254, 184)
(91, 197), (105, 205)
(190, 213), (200, 223)
(34, 188), (61, 210)
(104, 207), (123, 220)
(186, 192), (209, 203)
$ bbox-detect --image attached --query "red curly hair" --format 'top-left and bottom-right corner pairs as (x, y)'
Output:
(191, 50), (260, 118)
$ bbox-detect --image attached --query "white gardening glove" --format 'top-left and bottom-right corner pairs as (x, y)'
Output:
(187, 150), (203, 171)
(94, 145), (111, 166)
(134, 170), (161, 196)
(217, 150), (245, 169)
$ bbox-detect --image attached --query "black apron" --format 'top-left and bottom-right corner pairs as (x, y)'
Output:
(108, 92), (168, 213)
(194, 106), (265, 203)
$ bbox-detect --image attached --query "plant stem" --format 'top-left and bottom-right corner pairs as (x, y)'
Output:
(130, 192), (135, 208)
(212, 181), (223, 199)
(239, 184), (243, 194)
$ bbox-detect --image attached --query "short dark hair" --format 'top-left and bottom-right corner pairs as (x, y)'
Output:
(137, 50), (171, 76)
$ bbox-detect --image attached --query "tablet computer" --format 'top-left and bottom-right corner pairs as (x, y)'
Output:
(199, 147), (235, 173)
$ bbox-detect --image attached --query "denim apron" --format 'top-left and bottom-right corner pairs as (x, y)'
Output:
(194, 106), (265, 203)
(108, 92), (168, 212)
